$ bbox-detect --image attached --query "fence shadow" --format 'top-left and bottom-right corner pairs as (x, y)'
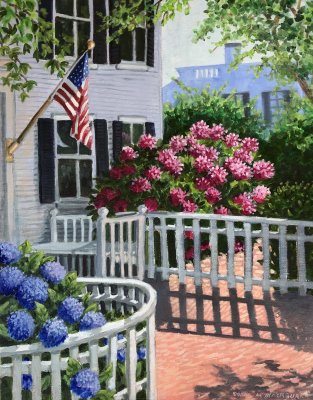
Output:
(145, 273), (313, 353)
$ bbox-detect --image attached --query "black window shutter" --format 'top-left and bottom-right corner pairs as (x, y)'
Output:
(93, 0), (107, 64)
(94, 119), (109, 176)
(38, 118), (55, 203)
(112, 121), (123, 161)
(242, 92), (250, 117)
(146, 0), (155, 67)
(262, 92), (271, 124)
(38, 0), (53, 60)
(145, 122), (156, 136)
(283, 90), (291, 103)
(109, 0), (121, 64)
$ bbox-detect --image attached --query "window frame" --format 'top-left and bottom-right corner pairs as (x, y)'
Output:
(53, 114), (96, 202)
(119, 25), (148, 65)
(118, 116), (147, 145)
(53, 0), (93, 59)
(262, 90), (290, 124)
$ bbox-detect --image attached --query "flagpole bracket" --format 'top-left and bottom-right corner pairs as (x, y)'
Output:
(6, 139), (19, 163)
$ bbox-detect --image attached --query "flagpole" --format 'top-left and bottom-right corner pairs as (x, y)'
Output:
(6, 39), (95, 162)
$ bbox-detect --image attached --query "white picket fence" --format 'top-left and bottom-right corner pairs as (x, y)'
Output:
(0, 277), (157, 400)
(145, 212), (313, 295)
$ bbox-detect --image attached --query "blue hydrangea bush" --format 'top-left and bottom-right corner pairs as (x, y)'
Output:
(0, 241), (147, 400)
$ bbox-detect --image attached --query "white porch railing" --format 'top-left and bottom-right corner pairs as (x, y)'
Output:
(0, 278), (157, 400)
(145, 212), (313, 295)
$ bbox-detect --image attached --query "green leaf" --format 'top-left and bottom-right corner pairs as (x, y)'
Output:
(41, 374), (51, 391)
(35, 302), (49, 325)
(99, 363), (113, 384)
(93, 389), (115, 400)
(64, 357), (82, 383)
(0, 323), (9, 338)
(19, 240), (32, 255)
(0, 300), (10, 315)
(84, 303), (99, 313)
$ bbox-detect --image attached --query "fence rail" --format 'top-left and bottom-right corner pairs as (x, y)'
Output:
(0, 278), (157, 400)
(145, 212), (313, 295)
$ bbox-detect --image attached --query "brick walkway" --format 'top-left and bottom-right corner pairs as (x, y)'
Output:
(146, 251), (313, 400)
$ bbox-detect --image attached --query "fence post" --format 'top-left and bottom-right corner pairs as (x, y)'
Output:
(50, 208), (58, 242)
(137, 205), (147, 280)
(96, 207), (109, 277)
(226, 221), (236, 289)
(297, 225), (307, 296)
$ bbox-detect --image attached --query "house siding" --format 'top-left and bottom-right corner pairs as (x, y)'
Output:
(1, 26), (162, 243)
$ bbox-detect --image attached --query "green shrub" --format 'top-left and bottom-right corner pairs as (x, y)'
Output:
(163, 82), (266, 143)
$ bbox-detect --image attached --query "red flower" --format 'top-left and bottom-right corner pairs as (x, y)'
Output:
(201, 242), (211, 251)
(110, 167), (123, 180)
(94, 193), (107, 209)
(113, 199), (128, 213)
(144, 198), (159, 212)
(184, 231), (194, 240)
(100, 187), (120, 201)
(185, 246), (194, 260)
(122, 164), (137, 176)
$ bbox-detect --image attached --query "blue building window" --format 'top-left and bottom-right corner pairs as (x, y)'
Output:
(262, 90), (290, 124)
(222, 92), (250, 117)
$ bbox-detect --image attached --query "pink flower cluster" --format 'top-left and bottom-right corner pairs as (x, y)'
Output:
(194, 155), (214, 173)
(252, 185), (271, 203)
(158, 149), (183, 176)
(144, 198), (159, 212)
(205, 187), (221, 204)
(169, 135), (187, 153)
(208, 124), (225, 141)
(169, 188), (187, 206)
(190, 120), (211, 139)
(109, 164), (136, 180)
(119, 146), (138, 162)
(227, 159), (252, 180)
(144, 166), (162, 180)
(233, 193), (256, 215)
(224, 133), (240, 148)
(138, 134), (157, 150)
(253, 160), (275, 180)
(130, 177), (152, 193)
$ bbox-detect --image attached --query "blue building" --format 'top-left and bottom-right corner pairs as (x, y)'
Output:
(163, 43), (303, 124)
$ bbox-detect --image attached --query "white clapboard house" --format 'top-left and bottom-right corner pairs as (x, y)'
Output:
(0, 0), (162, 244)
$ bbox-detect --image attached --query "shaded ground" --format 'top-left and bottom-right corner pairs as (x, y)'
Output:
(147, 250), (313, 399)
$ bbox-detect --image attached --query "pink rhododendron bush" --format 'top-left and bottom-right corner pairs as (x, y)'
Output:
(88, 121), (274, 261)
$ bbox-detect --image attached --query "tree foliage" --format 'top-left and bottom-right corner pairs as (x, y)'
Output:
(0, 1), (69, 101)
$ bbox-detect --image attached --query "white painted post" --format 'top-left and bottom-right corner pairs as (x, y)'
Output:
(127, 221), (132, 278)
(146, 314), (157, 400)
(226, 221), (236, 288)
(160, 216), (169, 281)
(50, 208), (58, 242)
(107, 335), (118, 391)
(31, 354), (42, 400)
(126, 328), (137, 400)
(12, 356), (22, 400)
(210, 219), (218, 287)
(110, 223), (115, 277)
(147, 217), (155, 279)
(96, 207), (109, 277)
(279, 225), (288, 294)
(89, 341), (99, 373)
(137, 205), (147, 280)
(51, 352), (62, 400)
(119, 221), (125, 278)
(244, 222), (253, 292)
(193, 218), (201, 286)
(297, 225), (307, 296)
(175, 217), (186, 284)
(262, 223), (270, 291)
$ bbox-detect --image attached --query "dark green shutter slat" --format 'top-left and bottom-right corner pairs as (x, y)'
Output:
(146, 0), (155, 67)
(109, 0), (121, 64)
(262, 92), (271, 124)
(38, 118), (55, 204)
(243, 92), (250, 117)
(93, 0), (107, 64)
(112, 120), (123, 161)
(145, 122), (155, 136)
(38, 0), (53, 60)
(94, 119), (109, 176)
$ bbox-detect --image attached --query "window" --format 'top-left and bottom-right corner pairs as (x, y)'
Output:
(119, 117), (146, 145)
(120, 28), (146, 63)
(55, 119), (95, 200)
(222, 92), (250, 117)
(262, 90), (290, 124)
(54, 0), (91, 58)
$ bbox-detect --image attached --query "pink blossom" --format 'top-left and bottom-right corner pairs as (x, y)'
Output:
(184, 231), (194, 240)
(130, 177), (152, 193)
(94, 193), (107, 209)
(138, 134), (157, 150)
(195, 177), (211, 191)
(163, 157), (184, 176)
(109, 167), (123, 180)
(253, 160), (275, 180)
(194, 155), (214, 173)
(214, 206), (230, 215)
(234, 241), (244, 253)
(100, 187), (120, 201)
(201, 242), (211, 251)
(170, 188), (188, 206)
(227, 159), (252, 180)
(122, 164), (137, 176)
(241, 137), (259, 152)
(190, 120), (211, 139)
(209, 165), (228, 185)
(119, 146), (138, 162)
(205, 187), (221, 204)
(113, 199), (128, 213)
(233, 148), (253, 164)
(224, 133), (240, 148)
(169, 135), (188, 153)
(144, 198), (159, 211)
(205, 146), (219, 160)
(208, 124), (225, 140)
(186, 135), (198, 147)
(144, 166), (162, 180)
(252, 185), (271, 203)
(189, 143), (209, 158)
(233, 193), (256, 215)
(182, 200), (198, 213)
(157, 149), (176, 164)
(185, 246), (194, 260)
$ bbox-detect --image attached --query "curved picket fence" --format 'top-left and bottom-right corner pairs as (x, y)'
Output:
(0, 278), (157, 400)
(145, 212), (313, 295)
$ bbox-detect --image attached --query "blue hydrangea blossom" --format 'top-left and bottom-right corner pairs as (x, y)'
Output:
(22, 374), (32, 391)
(7, 310), (35, 341)
(58, 297), (84, 324)
(38, 318), (68, 348)
(70, 369), (100, 399)
(137, 346), (146, 360)
(117, 348), (126, 363)
(16, 276), (48, 310)
(79, 312), (106, 331)
(0, 266), (25, 295)
(40, 261), (66, 284)
(0, 242), (22, 265)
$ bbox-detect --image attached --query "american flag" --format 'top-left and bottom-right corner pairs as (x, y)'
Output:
(54, 52), (92, 149)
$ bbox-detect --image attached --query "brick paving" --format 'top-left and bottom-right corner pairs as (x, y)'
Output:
(146, 249), (313, 400)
